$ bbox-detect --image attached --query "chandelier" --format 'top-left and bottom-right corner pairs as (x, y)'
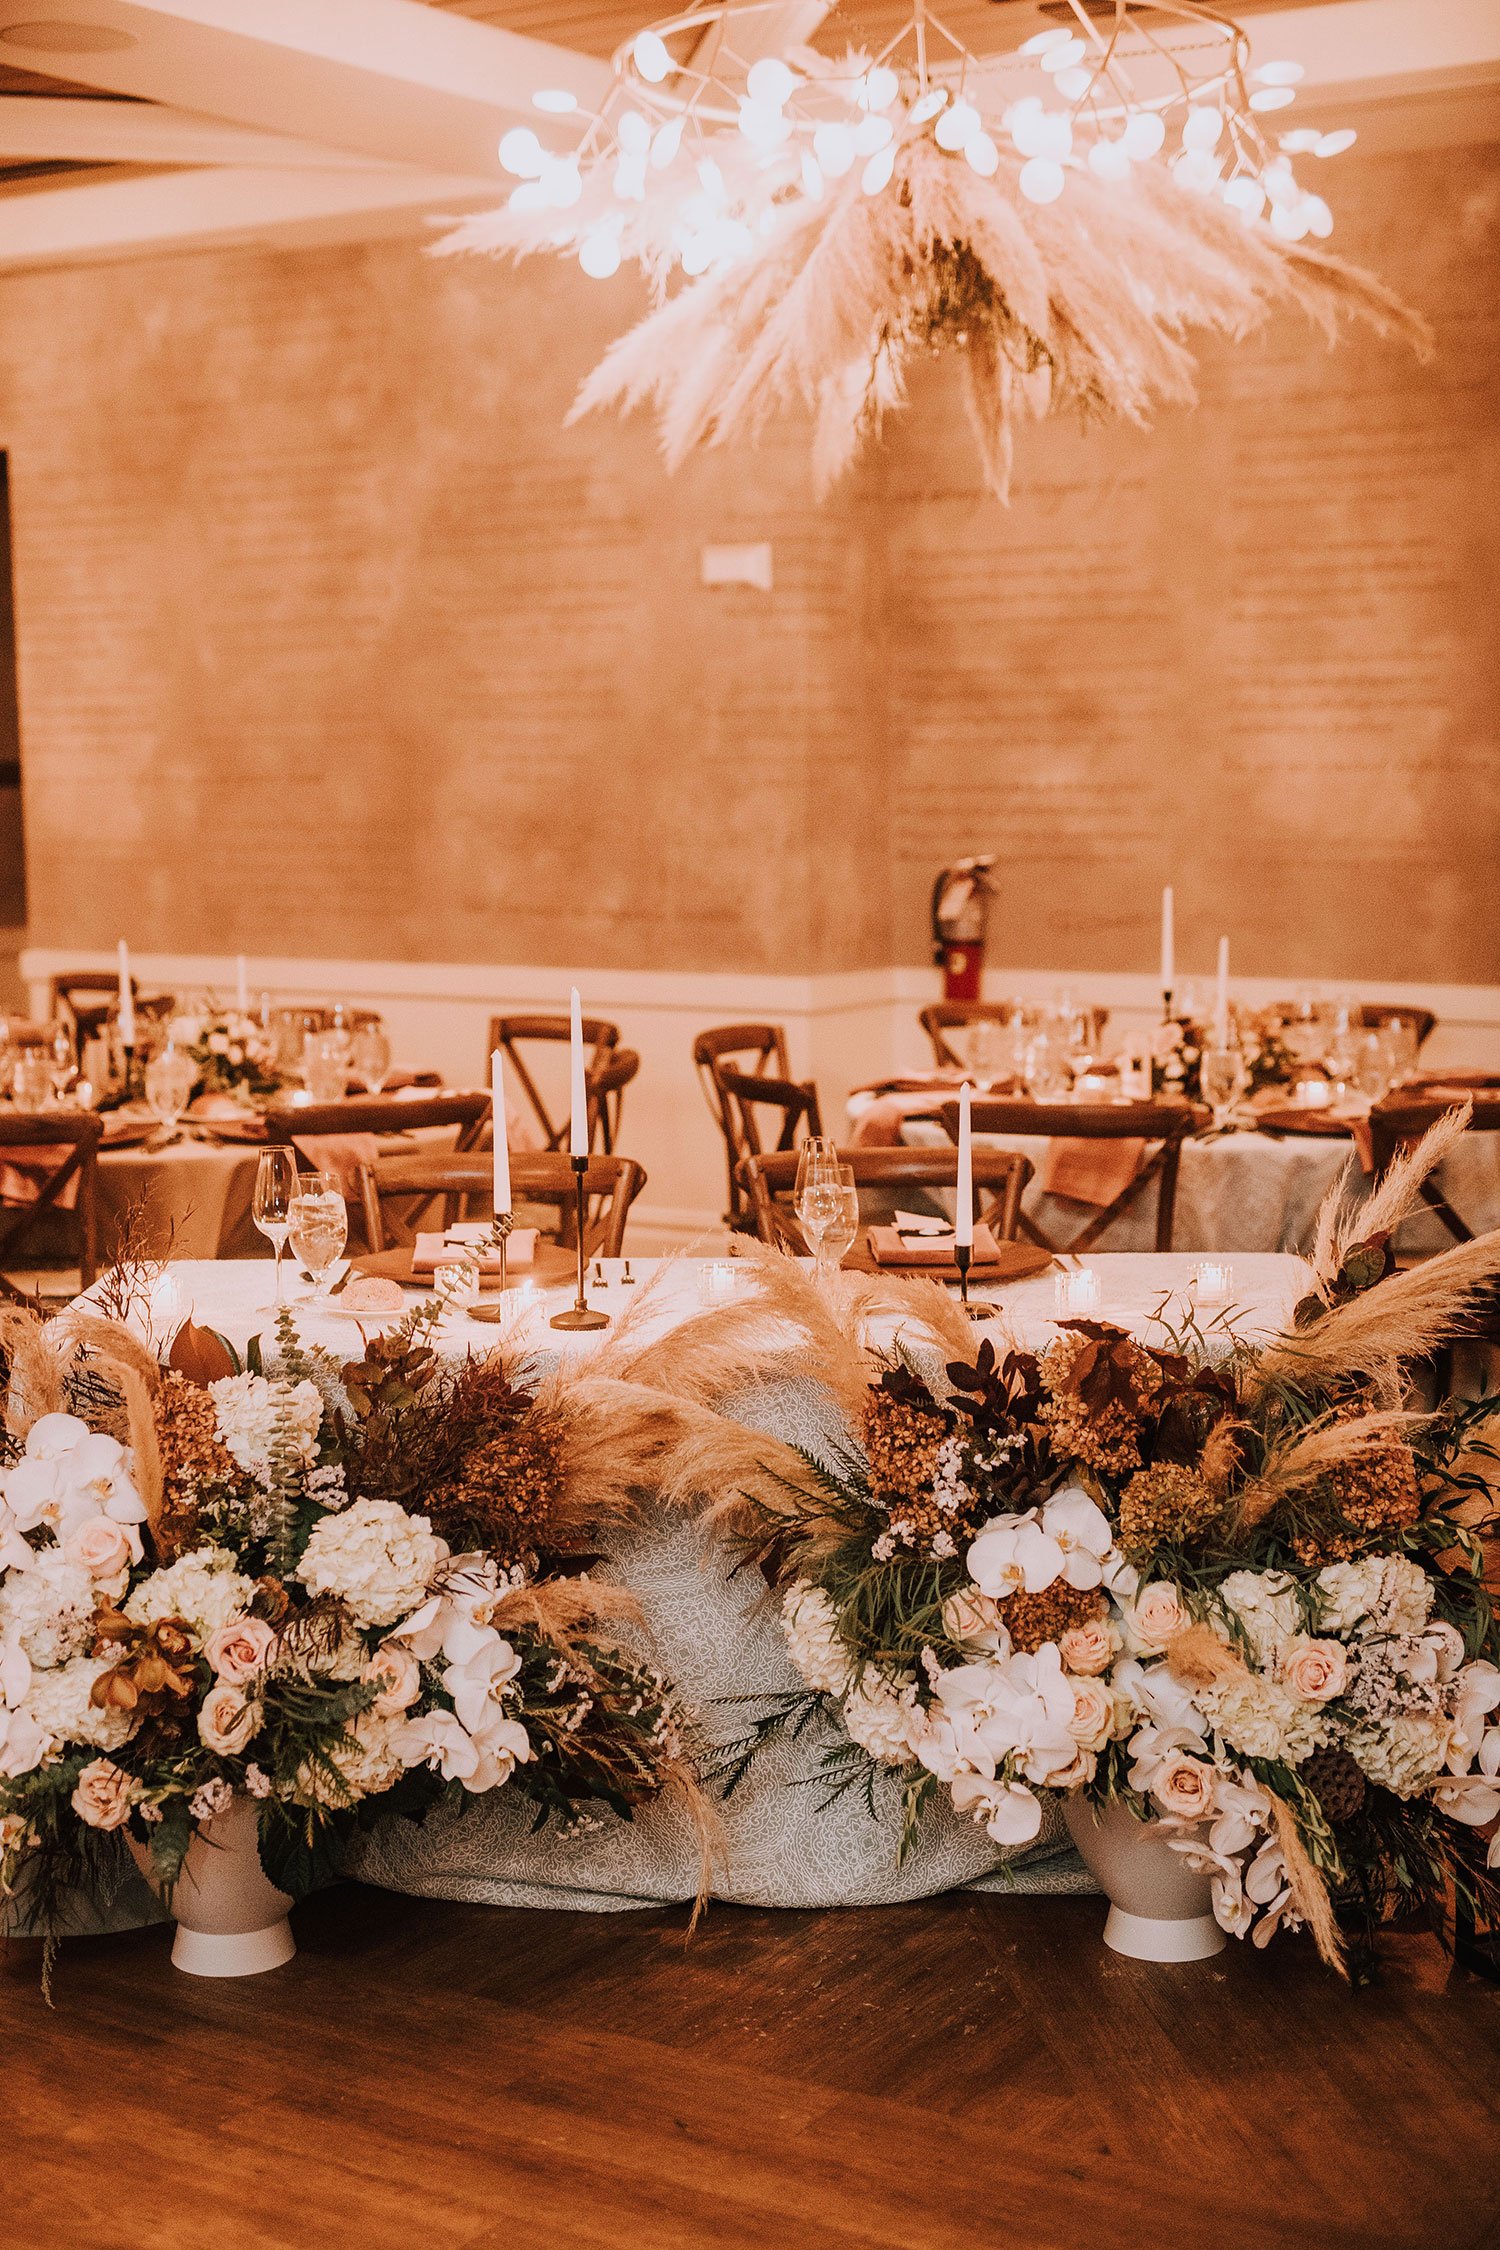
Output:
(437, 3), (1429, 497)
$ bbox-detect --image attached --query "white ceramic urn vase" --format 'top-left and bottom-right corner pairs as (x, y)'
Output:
(128, 1794), (295, 1977)
(1063, 1797), (1225, 1963)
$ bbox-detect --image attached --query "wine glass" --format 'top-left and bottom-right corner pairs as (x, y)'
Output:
(1199, 1045), (1248, 1131)
(253, 1147), (298, 1307)
(1353, 1031), (1392, 1108)
(288, 1170), (348, 1300)
(47, 1021), (76, 1105)
(352, 1023), (391, 1095)
(793, 1135), (839, 1208)
(144, 1047), (196, 1142)
(799, 1164), (859, 1280)
(12, 1050), (52, 1110)
(1025, 1026), (1071, 1100)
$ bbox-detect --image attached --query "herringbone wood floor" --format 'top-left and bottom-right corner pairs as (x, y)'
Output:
(3, 1884), (1497, 2250)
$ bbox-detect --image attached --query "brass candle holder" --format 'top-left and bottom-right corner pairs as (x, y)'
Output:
(551, 1156), (608, 1332)
(953, 1241), (995, 1322)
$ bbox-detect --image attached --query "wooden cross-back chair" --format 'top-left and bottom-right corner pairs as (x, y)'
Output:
(586, 1047), (639, 1156)
(357, 1150), (646, 1260)
(49, 976), (175, 1044)
(264, 1091), (491, 1154)
(692, 1023), (793, 1228)
(0, 1112), (101, 1300)
(918, 1002), (1019, 1073)
(489, 1014), (621, 1153)
(1357, 1004), (1437, 1051)
(1367, 1096), (1500, 1246)
(713, 1064), (823, 1236)
(938, 1098), (1199, 1255)
(737, 1145), (1032, 1255)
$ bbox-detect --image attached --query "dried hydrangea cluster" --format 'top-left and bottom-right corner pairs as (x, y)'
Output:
(760, 1249), (1500, 1970)
(0, 1307), (695, 1940)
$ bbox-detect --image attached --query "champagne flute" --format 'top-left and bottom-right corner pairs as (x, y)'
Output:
(288, 1170), (348, 1300)
(352, 1023), (391, 1095)
(793, 1135), (839, 1206)
(1199, 1045), (1248, 1132)
(253, 1147), (298, 1307)
(800, 1164), (859, 1281)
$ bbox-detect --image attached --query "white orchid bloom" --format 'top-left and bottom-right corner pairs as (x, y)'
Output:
(0, 1636), (32, 1709)
(970, 1646), (1078, 1785)
(912, 1704), (990, 1782)
(1449, 1660), (1500, 1770)
(1211, 1868), (1254, 1938)
(0, 1705), (47, 1779)
(0, 1505), (31, 1574)
(4, 1426), (144, 1543)
(966, 1511), (1064, 1599)
(19, 1413), (92, 1459)
(1114, 1658), (1208, 1736)
(443, 1630), (522, 1737)
(1207, 1773), (1275, 1858)
(951, 1771), (1043, 1846)
(1038, 1486), (1115, 1590)
(1127, 1721), (1211, 1795)
(394, 1709), (484, 1785)
(1433, 1773), (1500, 1827)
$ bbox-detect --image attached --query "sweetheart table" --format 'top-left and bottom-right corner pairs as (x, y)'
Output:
(99, 1253), (1308, 1917)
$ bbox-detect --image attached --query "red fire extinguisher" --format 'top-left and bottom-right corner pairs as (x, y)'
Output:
(931, 856), (996, 1001)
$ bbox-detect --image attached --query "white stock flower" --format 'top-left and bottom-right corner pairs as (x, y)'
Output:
(782, 1579), (852, 1694)
(209, 1372), (325, 1483)
(841, 1673), (922, 1767)
(126, 1546), (256, 1644)
(295, 1498), (448, 1629)
(1315, 1555), (1432, 1639)
(0, 1548), (97, 1666)
(1216, 1570), (1303, 1666)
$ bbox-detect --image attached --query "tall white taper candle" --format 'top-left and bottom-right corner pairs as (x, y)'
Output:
(569, 987), (588, 1159)
(491, 1049), (512, 1216)
(956, 1080), (974, 1249)
(117, 940), (135, 1047)
(1160, 886), (1174, 997)
(236, 955), (249, 1016)
(1214, 936), (1230, 1044)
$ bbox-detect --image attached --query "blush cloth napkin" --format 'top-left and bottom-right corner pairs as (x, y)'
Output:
(1039, 1137), (1145, 1210)
(413, 1225), (537, 1275)
(289, 1132), (382, 1199)
(867, 1221), (1004, 1267)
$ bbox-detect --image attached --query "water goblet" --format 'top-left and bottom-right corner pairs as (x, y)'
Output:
(47, 1021), (76, 1105)
(1199, 1045), (1248, 1131)
(12, 1050), (53, 1110)
(352, 1023), (391, 1095)
(253, 1147), (298, 1307)
(144, 1046), (196, 1143)
(288, 1170), (348, 1301)
(303, 1030), (348, 1103)
(1353, 1030), (1392, 1107)
(799, 1165), (859, 1282)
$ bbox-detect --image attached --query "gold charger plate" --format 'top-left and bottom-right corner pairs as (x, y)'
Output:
(846, 1235), (1055, 1283)
(349, 1244), (576, 1293)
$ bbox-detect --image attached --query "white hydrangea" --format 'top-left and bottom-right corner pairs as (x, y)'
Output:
(209, 1373), (325, 1483)
(1346, 1713), (1449, 1797)
(1316, 1555), (1433, 1639)
(125, 1546), (256, 1643)
(0, 1550), (98, 1667)
(24, 1654), (134, 1755)
(841, 1672), (922, 1767)
(782, 1579), (851, 1696)
(1200, 1674), (1328, 1766)
(294, 1710), (409, 1806)
(295, 1498), (448, 1629)
(1215, 1570), (1304, 1667)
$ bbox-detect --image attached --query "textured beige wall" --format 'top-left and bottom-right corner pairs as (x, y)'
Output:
(0, 132), (1493, 987)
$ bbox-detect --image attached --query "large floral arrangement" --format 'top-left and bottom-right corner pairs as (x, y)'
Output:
(709, 1119), (1500, 1974)
(0, 1296), (705, 1942)
(173, 1008), (281, 1101)
(1152, 1006), (1297, 1103)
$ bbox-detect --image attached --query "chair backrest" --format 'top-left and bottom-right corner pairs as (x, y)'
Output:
(918, 1001), (1017, 1072)
(737, 1144), (1032, 1254)
(714, 1065), (823, 1192)
(692, 1025), (794, 1227)
(1367, 1096), (1500, 1245)
(264, 1090), (491, 1151)
(0, 1111), (102, 1297)
(586, 1047), (639, 1157)
(357, 1150), (646, 1260)
(50, 973), (175, 1042)
(489, 1014), (620, 1153)
(1358, 1004), (1437, 1050)
(938, 1097), (1199, 1255)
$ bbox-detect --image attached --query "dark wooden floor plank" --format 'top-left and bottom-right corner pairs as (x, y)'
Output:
(4, 1884), (1497, 2250)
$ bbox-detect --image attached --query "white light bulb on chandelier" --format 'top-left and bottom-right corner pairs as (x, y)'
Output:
(579, 228), (622, 278)
(1302, 193), (1333, 237)
(936, 99), (981, 152)
(613, 154), (646, 201)
(1250, 85), (1296, 112)
(1222, 175), (1266, 223)
(1040, 36), (1086, 73)
(1120, 110), (1166, 160)
(499, 127), (545, 178)
(697, 157), (726, 201)
(651, 118), (684, 167)
(1315, 129), (1357, 157)
(633, 30), (672, 84)
(533, 89), (577, 114)
(508, 178), (550, 212)
(1019, 156), (1066, 204)
(861, 66), (899, 113)
(1172, 148), (1222, 193)
(1020, 27), (1073, 57)
(1053, 67), (1093, 101)
(616, 109), (651, 156)
(965, 131), (999, 179)
(681, 229), (716, 274)
(814, 121), (856, 177)
(540, 156), (583, 208)
(853, 113), (893, 156)
(861, 146), (896, 196)
(909, 89), (947, 125)
(1278, 129), (1321, 154)
(1182, 105), (1224, 152)
(746, 57), (797, 108)
(1262, 157), (1298, 207)
(1269, 198), (1311, 239)
(1087, 137), (1132, 183)
(801, 150), (824, 200)
(738, 98), (790, 152)
(1253, 60), (1305, 86)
